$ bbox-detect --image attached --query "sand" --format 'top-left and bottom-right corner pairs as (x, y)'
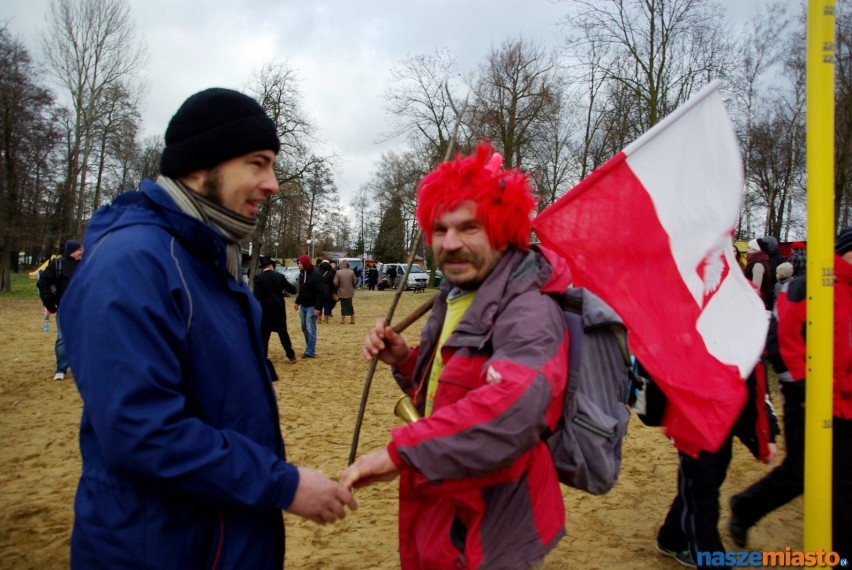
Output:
(0, 291), (802, 569)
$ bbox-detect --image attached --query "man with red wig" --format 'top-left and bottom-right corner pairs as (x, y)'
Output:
(342, 142), (572, 569)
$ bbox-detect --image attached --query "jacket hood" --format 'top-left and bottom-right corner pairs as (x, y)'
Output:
(83, 179), (228, 268)
(760, 236), (781, 255)
(297, 255), (313, 270)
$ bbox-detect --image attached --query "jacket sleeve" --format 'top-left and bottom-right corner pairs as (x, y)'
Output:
(777, 279), (807, 381)
(36, 259), (58, 312)
(283, 276), (297, 295)
(313, 271), (326, 307)
(64, 238), (300, 511)
(388, 291), (568, 490)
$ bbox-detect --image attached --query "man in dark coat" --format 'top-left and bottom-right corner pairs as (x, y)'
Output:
(367, 264), (379, 290)
(254, 256), (297, 364)
(37, 239), (83, 380)
(386, 263), (398, 289)
(294, 254), (325, 358)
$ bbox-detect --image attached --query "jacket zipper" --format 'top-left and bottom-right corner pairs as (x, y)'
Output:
(210, 510), (225, 570)
(572, 415), (616, 441)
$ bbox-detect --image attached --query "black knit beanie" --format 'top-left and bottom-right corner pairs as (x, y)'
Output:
(159, 88), (280, 178)
(836, 228), (852, 256)
(64, 240), (82, 256)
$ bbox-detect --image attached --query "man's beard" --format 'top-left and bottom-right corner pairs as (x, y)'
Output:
(200, 167), (223, 207)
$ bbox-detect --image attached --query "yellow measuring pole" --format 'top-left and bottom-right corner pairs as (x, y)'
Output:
(804, 0), (835, 556)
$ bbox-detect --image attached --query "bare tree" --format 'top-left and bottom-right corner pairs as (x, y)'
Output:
(470, 38), (561, 170)
(246, 61), (332, 272)
(91, 82), (143, 208)
(724, 2), (791, 238)
(561, 34), (625, 179)
(42, 0), (147, 239)
(132, 135), (163, 184)
(350, 186), (376, 259)
(567, 0), (731, 134)
(0, 26), (58, 291)
(382, 48), (470, 165)
(301, 161), (338, 256)
(746, 98), (806, 239)
(526, 87), (579, 209)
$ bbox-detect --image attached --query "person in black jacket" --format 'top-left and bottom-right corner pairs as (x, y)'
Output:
(656, 362), (779, 568)
(318, 260), (337, 324)
(254, 256), (297, 365)
(386, 263), (398, 289)
(37, 239), (83, 380)
(294, 254), (324, 358)
(367, 264), (379, 290)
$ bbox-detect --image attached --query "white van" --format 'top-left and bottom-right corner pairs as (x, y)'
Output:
(334, 257), (363, 273)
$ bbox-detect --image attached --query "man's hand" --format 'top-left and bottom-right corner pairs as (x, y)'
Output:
(43, 297), (58, 314)
(766, 442), (778, 464)
(340, 449), (400, 490)
(287, 467), (358, 524)
(362, 318), (410, 366)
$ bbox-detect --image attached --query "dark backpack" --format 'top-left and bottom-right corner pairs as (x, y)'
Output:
(545, 288), (632, 495)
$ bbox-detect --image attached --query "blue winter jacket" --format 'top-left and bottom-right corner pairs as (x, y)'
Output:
(62, 179), (299, 569)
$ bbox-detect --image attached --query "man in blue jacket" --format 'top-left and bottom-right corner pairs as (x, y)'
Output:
(61, 88), (356, 569)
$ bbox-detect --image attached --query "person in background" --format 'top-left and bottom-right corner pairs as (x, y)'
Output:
(254, 255), (297, 366)
(367, 264), (379, 290)
(760, 236), (787, 284)
(295, 254), (324, 358)
(656, 363), (778, 569)
(318, 260), (337, 324)
(788, 241), (806, 278)
(342, 142), (571, 569)
(386, 263), (398, 289)
(744, 239), (772, 310)
(333, 260), (357, 324)
(37, 239), (83, 380)
(773, 261), (794, 301)
(59, 88), (355, 569)
(730, 228), (852, 565)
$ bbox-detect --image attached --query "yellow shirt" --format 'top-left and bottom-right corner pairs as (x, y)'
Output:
(424, 290), (476, 417)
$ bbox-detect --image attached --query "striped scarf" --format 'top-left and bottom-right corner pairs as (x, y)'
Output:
(157, 175), (255, 282)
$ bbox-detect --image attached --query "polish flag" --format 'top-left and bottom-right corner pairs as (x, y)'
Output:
(533, 80), (768, 456)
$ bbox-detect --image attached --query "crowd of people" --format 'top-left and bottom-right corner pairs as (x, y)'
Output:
(35, 86), (848, 570)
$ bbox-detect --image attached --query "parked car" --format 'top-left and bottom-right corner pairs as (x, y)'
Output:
(276, 266), (301, 294)
(380, 263), (429, 290)
(433, 269), (444, 287)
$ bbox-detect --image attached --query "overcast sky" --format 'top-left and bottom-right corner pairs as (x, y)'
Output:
(4, 0), (773, 206)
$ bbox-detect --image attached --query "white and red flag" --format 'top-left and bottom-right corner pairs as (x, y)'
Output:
(533, 80), (768, 457)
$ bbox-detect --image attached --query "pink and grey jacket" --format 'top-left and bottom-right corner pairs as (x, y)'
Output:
(777, 253), (852, 419)
(387, 247), (572, 569)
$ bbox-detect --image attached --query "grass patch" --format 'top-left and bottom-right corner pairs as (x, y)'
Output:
(1, 270), (42, 299)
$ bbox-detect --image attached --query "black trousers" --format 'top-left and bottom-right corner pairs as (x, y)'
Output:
(658, 436), (733, 568)
(730, 382), (805, 528)
(834, 418), (852, 565)
(262, 324), (295, 360)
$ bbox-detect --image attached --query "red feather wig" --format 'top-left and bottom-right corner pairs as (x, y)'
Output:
(415, 141), (537, 252)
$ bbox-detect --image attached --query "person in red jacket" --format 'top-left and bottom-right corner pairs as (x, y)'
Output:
(342, 142), (571, 569)
(730, 228), (852, 563)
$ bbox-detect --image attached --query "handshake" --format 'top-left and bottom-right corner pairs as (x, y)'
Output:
(289, 449), (398, 524)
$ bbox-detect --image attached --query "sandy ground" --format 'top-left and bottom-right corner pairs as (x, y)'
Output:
(0, 291), (803, 569)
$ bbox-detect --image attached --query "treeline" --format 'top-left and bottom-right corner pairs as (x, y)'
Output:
(2, 0), (851, 292)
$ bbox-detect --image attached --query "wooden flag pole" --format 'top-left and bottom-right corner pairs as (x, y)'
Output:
(347, 92), (470, 466)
